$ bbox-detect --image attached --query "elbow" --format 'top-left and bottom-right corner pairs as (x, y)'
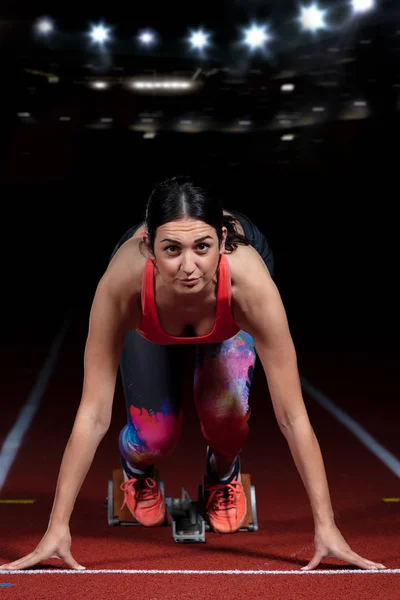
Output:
(278, 413), (311, 436)
(74, 410), (111, 437)
(278, 417), (296, 435)
(95, 420), (111, 436)
(91, 414), (111, 436)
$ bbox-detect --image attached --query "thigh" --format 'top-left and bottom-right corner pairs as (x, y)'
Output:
(120, 331), (186, 419)
(193, 330), (256, 418)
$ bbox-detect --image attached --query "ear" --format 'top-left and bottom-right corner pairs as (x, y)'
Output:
(141, 233), (156, 261)
(220, 226), (227, 253)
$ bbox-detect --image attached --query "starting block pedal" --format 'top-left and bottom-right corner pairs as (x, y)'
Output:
(106, 469), (258, 540)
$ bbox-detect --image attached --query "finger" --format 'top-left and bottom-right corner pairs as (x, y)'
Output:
(0, 552), (85, 572)
(0, 552), (40, 570)
(342, 551), (387, 570)
(61, 552), (86, 571)
(352, 558), (387, 570)
(300, 553), (324, 571)
(327, 546), (388, 571)
(356, 557), (387, 570)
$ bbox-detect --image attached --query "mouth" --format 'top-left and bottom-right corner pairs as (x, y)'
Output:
(179, 278), (200, 285)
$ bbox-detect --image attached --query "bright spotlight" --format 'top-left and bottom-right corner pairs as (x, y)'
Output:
(281, 83), (295, 92)
(88, 22), (112, 45)
(188, 28), (210, 51)
(138, 29), (157, 46)
(299, 4), (327, 32)
(35, 17), (54, 35)
(351, 0), (375, 13)
(90, 81), (109, 90)
(242, 24), (271, 50)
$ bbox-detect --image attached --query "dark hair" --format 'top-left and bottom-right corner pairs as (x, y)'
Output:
(144, 175), (250, 254)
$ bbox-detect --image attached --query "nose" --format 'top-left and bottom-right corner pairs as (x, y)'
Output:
(179, 252), (196, 276)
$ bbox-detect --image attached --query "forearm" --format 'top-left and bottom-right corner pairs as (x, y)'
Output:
(281, 417), (335, 530)
(48, 417), (107, 528)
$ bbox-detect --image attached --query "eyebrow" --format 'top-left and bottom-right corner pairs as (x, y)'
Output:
(160, 235), (214, 244)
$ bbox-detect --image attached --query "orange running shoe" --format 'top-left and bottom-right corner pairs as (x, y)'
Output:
(204, 450), (247, 534)
(120, 475), (166, 527)
(205, 474), (247, 533)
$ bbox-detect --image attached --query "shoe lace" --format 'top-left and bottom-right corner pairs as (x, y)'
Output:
(120, 477), (158, 505)
(205, 479), (243, 511)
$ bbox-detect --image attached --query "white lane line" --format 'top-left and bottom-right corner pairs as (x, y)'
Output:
(300, 376), (400, 479)
(0, 317), (70, 493)
(1, 569), (398, 575)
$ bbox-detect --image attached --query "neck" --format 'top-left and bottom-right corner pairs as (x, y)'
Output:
(154, 271), (218, 310)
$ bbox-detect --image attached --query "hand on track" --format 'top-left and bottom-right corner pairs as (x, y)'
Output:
(301, 523), (387, 571)
(0, 525), (85, 571)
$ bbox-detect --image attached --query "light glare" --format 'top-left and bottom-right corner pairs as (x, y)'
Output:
(91, 81), (109, 90)
(138, 29), (157, 45)
(243, 24), (270, 49)
(299, 4), (327, 31)
(141, 33), (153, 43)
(352, 0), (374, 12)
(89, 23), (111, 44)
(189, 29), (210, 50)
(36, 18), (54, 35)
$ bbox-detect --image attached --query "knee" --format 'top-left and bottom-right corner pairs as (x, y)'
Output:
(119, 412), (182, 466)
(200, 410), (251, 457)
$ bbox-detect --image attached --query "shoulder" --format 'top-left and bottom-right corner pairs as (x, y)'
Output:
(91, 236), (146, 331)
(107, 235), (146, 285)
(226, 245), (286, 340)
(225, 243), (273, 296)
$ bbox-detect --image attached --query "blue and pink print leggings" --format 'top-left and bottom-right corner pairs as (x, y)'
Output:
(118, 330), (257, 469)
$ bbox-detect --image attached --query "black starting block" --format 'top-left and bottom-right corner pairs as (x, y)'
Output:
(105, 468), (258, 543)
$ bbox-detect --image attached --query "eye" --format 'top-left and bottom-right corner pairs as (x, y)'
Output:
(165, 245), (179, 253)
(197, 243), (210, 252)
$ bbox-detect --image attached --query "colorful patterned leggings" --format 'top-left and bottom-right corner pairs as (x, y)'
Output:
(118, 330), (257, 468)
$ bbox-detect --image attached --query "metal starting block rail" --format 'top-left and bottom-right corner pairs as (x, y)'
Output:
(165, 488), (206, 543)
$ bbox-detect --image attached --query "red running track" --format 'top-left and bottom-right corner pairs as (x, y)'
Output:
(0, 318), (399, 599)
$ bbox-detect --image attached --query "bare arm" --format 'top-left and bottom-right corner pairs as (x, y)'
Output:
(48, 275), (130, 527)
(231, 247), (386, 570)
(233, 254), (335, 528)
(0, 249), (143, 571)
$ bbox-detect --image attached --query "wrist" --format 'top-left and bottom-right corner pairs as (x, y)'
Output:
(48, 516), (70, 530)
(312, 506), (335, 530)
(314, 518), (336, 534)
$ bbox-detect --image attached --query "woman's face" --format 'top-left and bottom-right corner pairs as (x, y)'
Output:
(149, 218), (226, 294)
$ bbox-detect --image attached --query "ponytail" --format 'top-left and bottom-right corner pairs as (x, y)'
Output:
(222, 214), (250, 253)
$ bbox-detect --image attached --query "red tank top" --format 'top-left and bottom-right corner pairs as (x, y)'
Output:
(136, 254), (240, 344)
